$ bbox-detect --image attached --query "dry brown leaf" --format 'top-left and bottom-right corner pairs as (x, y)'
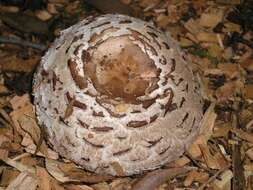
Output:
(36, 166), (52, 190)
(184, 18), (201, 35)
(35, 10), (52, 21)
(217, 63), (241, 79)
(0, 5), (19, 12)
(9, 95), (30, 110)
(223, 22), (241, 33)
(0, 168), (20, 187)
(246, 147), (253, 160)
(196, 32), (218, 43)
(47, 3), (58, 14)
(91, 183), (110, 190)
(173, 156), (191, 167)
(215, 81), (244, 102)
(213, 123), (231, 138)
(65, 1), (80, 14)
(138, 0), (160, 8)
(187, 139), (202, 158)
(199, 103), (217, 143)
(120, 0), (131, 5)
(199, 9), (223, 28)
(45, 158), (72, 183)
(184, 170), (209, 186)
(211, 169), (233, 190)
(206, 43), (223, 58)
(156, 14), (170, 29)
(19, 154), (39, 168)
(231, 128), (253, 144)
(213, 151), (228, 169)
(240, 58), (253, 72)
(6, 171), (38, 190)
(0, 84), (8, 94)
(10, 95), (48, 156)
(0, 55), (39, 72)
(109, 178), (131, 190)
(45, 159), (113, 183)
(199, 144), (221, 169)
(179, 37), (194, 47)
(51, 180), (66, 190)
(131, 167), (190, 190)
(1, 157), (36, 174)
(65, 184), (94, 190)
(244, 84), (253, 100)
(0, 146), (8, 160)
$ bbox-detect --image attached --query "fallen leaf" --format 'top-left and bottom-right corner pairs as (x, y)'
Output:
(132, 167), (190, 190)
(246, 148), (253, 160)
(184, 170), (209, 186)
(215, 81), (244, 102)
(6, 171), (38, 190)
(199, 144), (221, 169)
(120, 0), (131, 5)
(199, 103), (217, 143)
(0, 55), (39, 72)
(173, 156), (191, 167)
(199, 9), (223, 28)
(0, 5), (19, 13)
(47, 3), (58, 14)
(36, 166), (51, 190)
(109, 178), (131, 190)
(46, 159), (113, 183)
(65, 184), (94, 190)
(212, 169), (233, 190)
(184, 18), (201, 35)
(197, 32), (218, 43)
(240, 58), (253, 72)
(35, 10), (52, 21)
(45, 158), (72, 183)
(0, 157), (35, 174)
(156, 14), (170, 29)
(230, 128), (253, 144)
(10, 95), (48, 156)
(0, 84), (8, 94)
(0, 168), (20, 187)
(244, 84), (253, 100)
(217, 63), (241, 79)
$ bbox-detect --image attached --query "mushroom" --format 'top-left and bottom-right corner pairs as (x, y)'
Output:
(33, 14), (203, 176)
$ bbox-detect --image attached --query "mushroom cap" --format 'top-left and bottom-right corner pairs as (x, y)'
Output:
(33, 14), (203, 176)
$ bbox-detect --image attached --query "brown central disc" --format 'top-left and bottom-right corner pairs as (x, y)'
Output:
(84, 36), (159, 103)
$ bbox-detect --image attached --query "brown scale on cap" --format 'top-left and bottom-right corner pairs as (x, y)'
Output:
(33, 14), (203, 176)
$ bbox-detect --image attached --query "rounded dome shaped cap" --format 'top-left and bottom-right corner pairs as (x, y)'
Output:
(33, 14), (203, 176)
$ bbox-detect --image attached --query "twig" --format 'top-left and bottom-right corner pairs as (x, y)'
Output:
(231, 112), (246, 190)
(0, 36), (47, 51)
(197, 164), (231, 190)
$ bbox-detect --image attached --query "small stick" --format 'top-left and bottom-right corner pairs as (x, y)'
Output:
(231, 112), (246, 190)
(0, 36), (47, 51)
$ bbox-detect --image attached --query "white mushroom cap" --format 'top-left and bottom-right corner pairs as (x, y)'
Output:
(33, 14), (203, 176)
